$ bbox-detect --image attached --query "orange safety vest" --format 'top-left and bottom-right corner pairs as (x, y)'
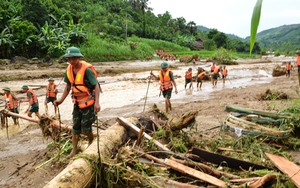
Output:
(185, 70), (192, 79)
(214, 67), (220, 74)
(198, 72), (206, 79)
(222, 68), (227, 76)
(159, 69), (173, 91)
(286, 63), (292, 71)
(5, 93), (18, 109)
(67, 61), (98, 109)
(46, 83), (57, 98)
(26, 89), (38, 104)
(297, 55), (300, 66)
(211, 64), (216, 71)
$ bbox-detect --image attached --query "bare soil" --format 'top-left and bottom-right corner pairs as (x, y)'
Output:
(0, 57), (300, 187)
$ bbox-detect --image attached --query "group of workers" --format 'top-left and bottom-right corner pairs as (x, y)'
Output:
(1, 77), (58, 127)
(184, 62), (228, 89)
(1, 46), (100, 158)
(2, 47), (300, 159)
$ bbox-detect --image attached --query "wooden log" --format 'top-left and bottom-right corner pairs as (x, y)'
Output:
(265, 152), (300, 188)
(1, 109), (39, 123)
(139, 151), (226, 187)
(170, 157), (240, 179)
(44, 123), (127, 188)
(248, 174), (277, 188)
(168, 111), (198, 131)
(117, 117), (170, 151)
(230, 177), (262, 183)
(164, 159), (227, 187)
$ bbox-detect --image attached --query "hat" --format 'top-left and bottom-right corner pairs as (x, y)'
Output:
(48, 77), (55, 81)
(64, 47), (83, 58)
(188, 67), (192, 70)
(296, 50), (300, 54)
(21, 85), (29, 89)
(161, 62), (169, 69)
(2, 87), (10, 91)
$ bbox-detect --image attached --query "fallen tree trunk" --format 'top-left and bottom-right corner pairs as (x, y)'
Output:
(44, 122), (127, 188)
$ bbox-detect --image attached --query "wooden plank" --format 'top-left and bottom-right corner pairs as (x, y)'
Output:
(191, 147), (268, 170)
(265, 152), (300, 188)
(117, 117), (170, 151)
(164, 159), (227, 187)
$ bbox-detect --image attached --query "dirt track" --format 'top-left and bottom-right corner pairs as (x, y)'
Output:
(0, 57), (300, 187)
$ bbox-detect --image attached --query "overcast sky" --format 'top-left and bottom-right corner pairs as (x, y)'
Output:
(148, 0), (300, 38)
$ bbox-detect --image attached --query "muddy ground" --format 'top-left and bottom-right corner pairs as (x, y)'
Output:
(0, 56), (300, 187)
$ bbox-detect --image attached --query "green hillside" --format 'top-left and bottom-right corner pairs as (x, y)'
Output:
(249, 24), (300, 53)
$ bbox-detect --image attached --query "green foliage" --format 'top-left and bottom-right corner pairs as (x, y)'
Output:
(211, 48), (238, 65)
(128, 36), (190, 52)
(250, 0), (262, 54)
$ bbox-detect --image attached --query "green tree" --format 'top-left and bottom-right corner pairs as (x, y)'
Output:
(21, 0), (48, 27)
(11, 20), (37, 57)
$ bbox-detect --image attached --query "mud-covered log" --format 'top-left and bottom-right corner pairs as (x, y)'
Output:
(44, 123), (127, 188)
(1, 109), (38, 123)
(168, 111), (198, 131)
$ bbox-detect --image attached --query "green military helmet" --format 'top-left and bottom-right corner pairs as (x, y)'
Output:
(296, 50), (300, 54)
(48, 77), (55, 81)
(161, 62), (169, 69)
(2, 87), (10, 91)
(21, 85), (29, 89)
(64, 46), (84, 58)
(188, 67), (192, 70)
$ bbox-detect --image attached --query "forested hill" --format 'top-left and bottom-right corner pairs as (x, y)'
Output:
(248, 24), (300, 53)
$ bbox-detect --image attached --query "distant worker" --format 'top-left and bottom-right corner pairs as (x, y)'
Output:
(150, 62), (178, 113)
(1, 87), (19, 127)
(185, 67), (193, 89)
(45, 77), (58, 115)
(221, 66), (228, 84)
(20, 85), (41, 119)
(286, 62), (292, 78)
(192, 58), (196, 65)
(54, 46), (101, 158)
(197, 70), (207, 90)
(297, 50), (300, 86)
(211, 62), (216, 72)
(211, 66), (220, 87)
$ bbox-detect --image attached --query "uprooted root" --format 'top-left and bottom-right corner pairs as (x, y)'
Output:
(39, 115), (69, 141)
